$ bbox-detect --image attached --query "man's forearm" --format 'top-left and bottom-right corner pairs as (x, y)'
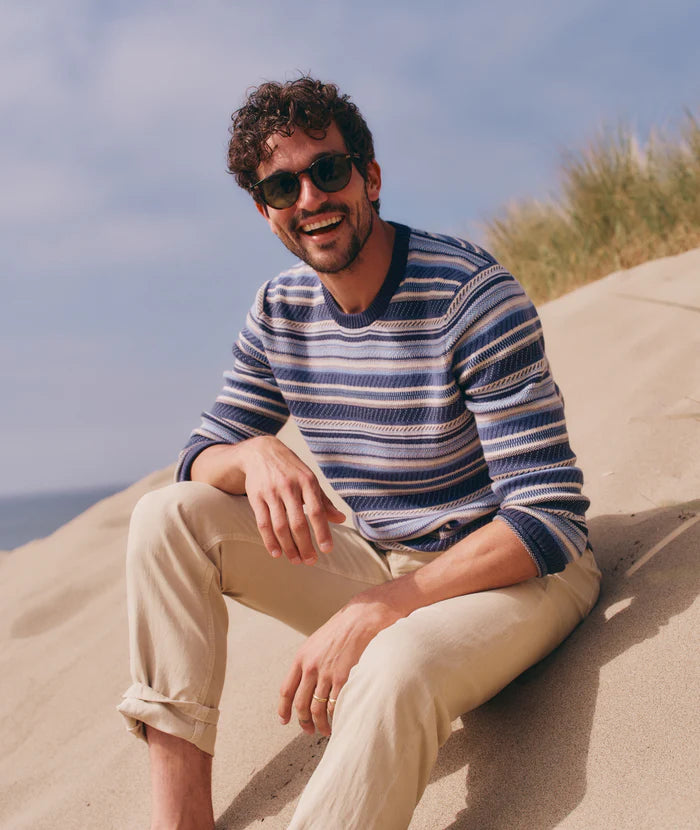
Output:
(353, 519), (538, 619)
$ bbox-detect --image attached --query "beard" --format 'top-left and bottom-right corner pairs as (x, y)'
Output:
(274, 192), (374, 275)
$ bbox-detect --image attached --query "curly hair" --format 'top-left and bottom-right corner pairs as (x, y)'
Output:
(227, 76), (379, 213)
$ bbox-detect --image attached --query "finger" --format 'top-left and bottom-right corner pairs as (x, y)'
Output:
(322, 491), (347, 524)
(284, 498), (318, 565)
(326, 687), (341, 728)
(249, 497), (283, 559)
(310, 681), (333, 737)
(268, 498), (303, 564)
(278, 662), (302, 725)
(292, 671), (318, 735)
(302, 487), (335, 557)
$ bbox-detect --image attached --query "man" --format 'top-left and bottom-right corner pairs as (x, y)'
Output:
(118, 76), (601, 829)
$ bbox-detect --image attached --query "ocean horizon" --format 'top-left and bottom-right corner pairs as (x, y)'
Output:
(0, 482), (129, 551)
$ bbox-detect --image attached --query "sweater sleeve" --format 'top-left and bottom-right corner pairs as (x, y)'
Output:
(451, 266), (589, 576)
(175, 286), (290, 481)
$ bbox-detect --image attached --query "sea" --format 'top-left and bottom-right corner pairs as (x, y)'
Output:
(0, 483), (128, 551)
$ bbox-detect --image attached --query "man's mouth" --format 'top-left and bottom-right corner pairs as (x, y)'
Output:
(298, 215), (345, 236)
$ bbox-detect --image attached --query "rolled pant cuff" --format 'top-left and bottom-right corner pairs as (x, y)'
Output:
(116, 682), (219, 756)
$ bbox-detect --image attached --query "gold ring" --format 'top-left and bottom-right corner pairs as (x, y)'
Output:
(298, 717), (312, 724)
(328, 697), (337, 705)
(312, 694), (329, 703)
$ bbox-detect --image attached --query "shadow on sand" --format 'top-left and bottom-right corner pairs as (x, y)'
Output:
(215, 500), (699, 829)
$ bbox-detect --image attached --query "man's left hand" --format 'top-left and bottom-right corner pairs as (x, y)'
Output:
(278, 591), (403, 736)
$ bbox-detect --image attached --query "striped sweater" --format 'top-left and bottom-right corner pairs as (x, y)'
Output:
(177, 223), (589, 576)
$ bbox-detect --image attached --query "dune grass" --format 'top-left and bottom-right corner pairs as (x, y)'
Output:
(483, 111), (700, 303)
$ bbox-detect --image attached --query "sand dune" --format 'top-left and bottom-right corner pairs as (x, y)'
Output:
(1, 248), (698, 829)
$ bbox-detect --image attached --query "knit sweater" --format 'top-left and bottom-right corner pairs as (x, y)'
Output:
(177, 223), (589, 576)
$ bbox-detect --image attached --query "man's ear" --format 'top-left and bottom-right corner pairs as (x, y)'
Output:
(255, 201), (270, 219)
(365, 160), (381, 204)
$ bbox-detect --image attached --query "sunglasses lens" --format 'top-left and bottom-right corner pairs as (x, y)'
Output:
(311, 154), (353, 192)
(260, 173), (299, 209)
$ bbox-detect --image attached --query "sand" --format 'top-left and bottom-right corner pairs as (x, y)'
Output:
(1, 248), (698, 829)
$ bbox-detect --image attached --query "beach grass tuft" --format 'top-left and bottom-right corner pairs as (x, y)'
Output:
(483, 110), (700, 302)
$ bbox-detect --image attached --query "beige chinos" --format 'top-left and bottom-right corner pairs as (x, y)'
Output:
(118, 480), (601, 830)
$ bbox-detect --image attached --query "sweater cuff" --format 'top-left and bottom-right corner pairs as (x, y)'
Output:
(175, 439), (227, 483)
(495, 508), (571, 577)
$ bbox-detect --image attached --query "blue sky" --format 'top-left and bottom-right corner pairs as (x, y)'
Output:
(2, 0), (699, 495)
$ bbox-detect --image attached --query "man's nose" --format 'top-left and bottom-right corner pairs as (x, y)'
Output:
(296, 172), (326, 210)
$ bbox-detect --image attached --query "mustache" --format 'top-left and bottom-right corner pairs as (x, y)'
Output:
(291, 203), (349, 232)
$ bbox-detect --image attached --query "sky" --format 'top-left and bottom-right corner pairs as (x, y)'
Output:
(2, 0), (699, 496)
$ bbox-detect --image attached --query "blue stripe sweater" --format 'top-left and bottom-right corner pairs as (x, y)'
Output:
(177, 223), (589, 575)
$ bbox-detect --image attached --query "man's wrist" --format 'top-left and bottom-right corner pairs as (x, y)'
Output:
(352, 575), (424, 621)
(190, 442), (248, 493)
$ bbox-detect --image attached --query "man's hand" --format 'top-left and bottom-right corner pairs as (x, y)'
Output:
(278, 590), (403, 736)
(191, 437), (345, 565)
(241, 436), (346, 565)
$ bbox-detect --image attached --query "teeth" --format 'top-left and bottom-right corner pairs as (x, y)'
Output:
(301, 215), (343, 232)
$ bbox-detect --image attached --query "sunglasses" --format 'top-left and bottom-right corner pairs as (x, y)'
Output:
(250, 153), (360, 210)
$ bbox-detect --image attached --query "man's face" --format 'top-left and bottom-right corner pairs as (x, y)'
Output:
(254, 122), (381, 275)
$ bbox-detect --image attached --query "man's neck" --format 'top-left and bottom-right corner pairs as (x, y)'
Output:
(316, 218), (396, 315)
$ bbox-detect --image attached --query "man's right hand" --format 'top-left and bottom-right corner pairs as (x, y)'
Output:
(190, 437), (346, 565)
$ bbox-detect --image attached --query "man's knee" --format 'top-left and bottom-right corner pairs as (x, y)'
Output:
(126, 481), (240, 579)
(129, 481), (218, 534)
(334, 620), (454, 751)
(130, 480), (250, 546)
(347, 621), (446, 713)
